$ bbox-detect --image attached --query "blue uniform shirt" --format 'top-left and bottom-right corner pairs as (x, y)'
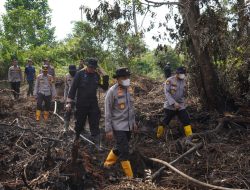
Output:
(25, 65), (36, 81)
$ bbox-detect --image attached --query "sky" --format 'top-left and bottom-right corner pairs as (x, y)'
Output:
(0, 0), (176, 49)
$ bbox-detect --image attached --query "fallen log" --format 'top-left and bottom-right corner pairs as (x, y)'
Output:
(151, 142), (203, 180)
(150, 157), (248, 190)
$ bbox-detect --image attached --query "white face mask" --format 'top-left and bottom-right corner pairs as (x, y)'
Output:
(178, 74), (185, 80)
(121, 79), (130, 87)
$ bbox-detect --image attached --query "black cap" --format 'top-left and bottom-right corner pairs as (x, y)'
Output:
(69, 65), (76, 71)
(176, 66), (186, 74)
(113, 67), (131, 78)
(86, 58), (98, 68)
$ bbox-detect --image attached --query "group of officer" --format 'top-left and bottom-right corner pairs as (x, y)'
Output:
(8, 57), (193, 179)
(62, 60), (193, 178)
(8, 58), (57, 121)
(63, 60), (138, 178)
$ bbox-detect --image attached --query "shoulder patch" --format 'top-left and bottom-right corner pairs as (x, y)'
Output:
(165, 80), (170, 85)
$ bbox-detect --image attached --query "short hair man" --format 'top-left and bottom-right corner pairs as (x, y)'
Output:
(24, 59), (36, 96)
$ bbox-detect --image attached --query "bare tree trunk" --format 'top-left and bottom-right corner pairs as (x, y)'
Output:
(132, 0), (138, 34)
(179, 0), (226, 111)
(237, 0), (247, 39)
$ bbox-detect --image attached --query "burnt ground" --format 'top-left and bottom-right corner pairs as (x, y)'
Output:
(0, 76), (249, 190)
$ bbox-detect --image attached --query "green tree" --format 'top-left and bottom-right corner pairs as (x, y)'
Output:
(154, 44), (182, 70)
(2, 0), (55, 48)
(142, 0), (250, 111)
(82, 0), (147, 67)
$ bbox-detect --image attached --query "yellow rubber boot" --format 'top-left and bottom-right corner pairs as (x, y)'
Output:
(184, 125), (193, 137)
(121, 160), (133, 178)
(36, 110), (41, 121)
(156, 125), (164, 138)
(104, 150), (118, 168)
(44, 111), (49, 121)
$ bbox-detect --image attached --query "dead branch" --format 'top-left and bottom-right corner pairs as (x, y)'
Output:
(150, 158), (248, 190)
(143, 0), (181, 7)
(188, 116), (250, 140)
(151, 142), (203, 180)
(29, 171), (49, 187)
(21, 164), (34, 190)
(191, 118), (226, 138)
(226, 116), (250, 124)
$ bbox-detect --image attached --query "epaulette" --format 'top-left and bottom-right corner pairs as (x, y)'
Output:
(165, 80), (170, 85)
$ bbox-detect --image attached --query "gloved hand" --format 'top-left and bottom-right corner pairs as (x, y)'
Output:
(156, 125), (164, 138)
(65, 102), (72, 112)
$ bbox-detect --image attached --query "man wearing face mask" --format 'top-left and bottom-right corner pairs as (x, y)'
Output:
(103, 67), (137, 178)
(66, 58), (109, 145)
(157, 66), (193, 139)
(63, 65), (77, 131)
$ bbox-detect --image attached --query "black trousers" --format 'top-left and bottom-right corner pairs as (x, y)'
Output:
(113, 130), (131, 161)
(163, 108), (190, 126)
(75, 101), (100, 138)
(10, 82), (20, 99)
(37, 93), (52, 111)
(27, 80), (34, 96)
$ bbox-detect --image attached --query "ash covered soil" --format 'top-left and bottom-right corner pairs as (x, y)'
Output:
(0, 76), (249, 190)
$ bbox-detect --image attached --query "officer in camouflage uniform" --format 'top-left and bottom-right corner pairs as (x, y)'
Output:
(63, 65), (77, 131)
(34, 65), (56, 122)
(8, 58), (23, 99)
(157, 66), (193, 138)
